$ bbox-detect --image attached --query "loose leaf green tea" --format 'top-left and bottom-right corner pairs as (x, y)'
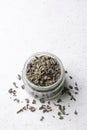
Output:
(13, 82), (18, 88)
(18, 74), (21, 80)
(29, 106), (36, 112)
(40, 116), (44, 121)
(26, 55), (61, 86)
(8, 67), (79, 121)
(25, 98), (30, 103)
(14, 98), (20, 103)
(21, 85), (25, 89)
(32, 99), (36, 104)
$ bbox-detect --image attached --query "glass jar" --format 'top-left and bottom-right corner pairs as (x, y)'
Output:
(22, 52), (65, 100)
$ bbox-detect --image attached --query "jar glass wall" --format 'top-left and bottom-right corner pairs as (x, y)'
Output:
(22, 52), (65, 100)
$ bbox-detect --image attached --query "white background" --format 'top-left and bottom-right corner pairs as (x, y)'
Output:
(0, 0), (87, 130)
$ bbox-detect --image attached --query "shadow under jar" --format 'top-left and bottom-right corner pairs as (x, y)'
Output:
(22, 52), (65, 100)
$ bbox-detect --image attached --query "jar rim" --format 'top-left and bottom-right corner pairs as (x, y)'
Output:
(22, 52), (65, 91)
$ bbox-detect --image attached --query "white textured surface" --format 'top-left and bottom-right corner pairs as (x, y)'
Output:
(0, 0), (87, 130)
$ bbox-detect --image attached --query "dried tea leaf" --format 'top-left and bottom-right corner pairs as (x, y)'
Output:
(25, 98), (30, 103)
(59, 116), (64, 120)
(70, 95), (76, 101)
(17, 108), (23, 114)
(65, 70), (68, 74)
(18, 74), (21, 80)
(52, 115), (55, 118)
(40, 98), (45, 103)
(29, 106), (36, 112)
(74, 110), (78, 115)
(23, 106), (27, 110)
(32, 99), (36, 104)
(57, 99), (62, 103)
(40, 116), (44, 121)
(34, 95), (38, 98)
(58, 112), (61, 116)
(69, 85), (73, 89)
(8, 88), (13, 94)
(13, 82), (18, 88)
(75, 82), (78, 86)
(21, 85), (25, 90)
(13, 82), (16, 86)
(35, 56), (39, 59)
(75, 92), (78, 95)
(74, 87), (79, 91)
(68, 91), (72, 96)
(26, 104), (29, 109)
(48, 101), (50, 104)
(14, 98), (20, 103)
(69, 76), (72, 79)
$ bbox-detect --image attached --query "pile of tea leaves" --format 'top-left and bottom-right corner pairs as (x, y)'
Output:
(26, 55), (61, 86)
(8, 71), (79, 121)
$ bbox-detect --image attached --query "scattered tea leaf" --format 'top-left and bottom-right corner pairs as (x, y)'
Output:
(21, 85), (25, 90)
(58, 112), (61, 116)
(59, 116), (64, 120)
(74, 110), (78, 115)
(57, 99), (62, 103)
(70, 95), (76, 101)
(18, 74), (21, 80)
(48, 101), (50, 104)
(17, 108), (23, 114)
(75, 92), (78, 95)
(69, 85), (73, 89)
(25, 98), (30, 103)
(34, 95), (38, 98)
(13, 82), (18, 88)
(52, 115), (55, 118)
(69, 76), (72, 79)
(40, 98), (45, 103)
(40, 116), (44, 121)
(32, 99), (36, 104)
(8, 88), (13, 94)
(75, 82), (78, 86)
(14, 98), (20, 103)
(29, 106), (36, 112)
(75, 87), (79, 91)
(65, 70), (68, 74)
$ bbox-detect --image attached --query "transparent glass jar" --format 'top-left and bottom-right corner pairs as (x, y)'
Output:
(22, 52), (65, 100)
